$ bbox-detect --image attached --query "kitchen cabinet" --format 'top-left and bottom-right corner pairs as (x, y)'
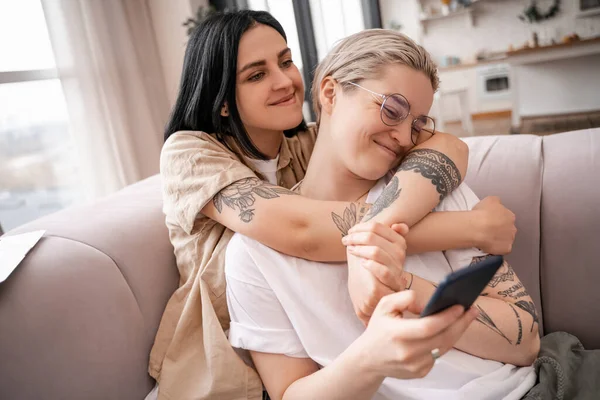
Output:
(437, 61), (512, 122)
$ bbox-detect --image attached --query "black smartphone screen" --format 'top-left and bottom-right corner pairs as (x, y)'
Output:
(420, 255), (504, 318)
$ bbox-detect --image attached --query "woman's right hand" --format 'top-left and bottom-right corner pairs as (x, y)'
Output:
(355, 290), (478, 380)
(472, 196), (517, 255)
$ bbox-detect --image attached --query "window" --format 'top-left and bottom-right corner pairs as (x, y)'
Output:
(0, 0), (81, 232)
(309, 0), (365, 61)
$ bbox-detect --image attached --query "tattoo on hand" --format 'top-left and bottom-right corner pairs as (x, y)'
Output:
(487, 262), (515, 288)
(475, 304), (512, 344)
(515, 300), (539, 332)
(395, 149), (461, 200)
(213, 177), (298, 223)
(509, 304), (523, 345)
(363, 176), (402, 222)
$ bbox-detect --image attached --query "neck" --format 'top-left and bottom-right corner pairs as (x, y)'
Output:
(247, 128), (284, 159)
(301, 129), (376, 202)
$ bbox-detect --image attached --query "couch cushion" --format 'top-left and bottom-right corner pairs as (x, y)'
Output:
(463, 134), (544, 335)
(540, 128), (600, 349)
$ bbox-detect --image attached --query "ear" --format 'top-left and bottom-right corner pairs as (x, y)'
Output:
(319, 76), (337, 116)
(220, 103), (229, 117)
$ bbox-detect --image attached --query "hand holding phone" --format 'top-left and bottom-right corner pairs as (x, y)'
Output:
(420, 255), (504, 318)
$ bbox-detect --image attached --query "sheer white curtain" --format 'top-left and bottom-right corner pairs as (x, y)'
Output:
(41, 0), (169, 199)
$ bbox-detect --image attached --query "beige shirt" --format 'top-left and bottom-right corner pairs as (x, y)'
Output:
(149, 126), (317, 400)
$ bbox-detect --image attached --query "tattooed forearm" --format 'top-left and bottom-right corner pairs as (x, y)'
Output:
(515, 300), (539, 332)
(475, 304), (512, 344)
(363, 176), (402, 222)
(213, 177), (298, 223)
(498, 282), (530, 299)
(396, 149), (461, 200)
(509, 304), (523, 345)
(487, 262), (515, 288)
(332, 203), (371, 237)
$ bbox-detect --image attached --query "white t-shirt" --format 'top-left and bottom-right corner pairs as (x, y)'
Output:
(225, 180), (536, 400)
(243, 154), (279, 185)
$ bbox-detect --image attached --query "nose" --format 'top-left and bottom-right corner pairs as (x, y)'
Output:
(272, 67), (294, 91)
(389, 118), (414, 148)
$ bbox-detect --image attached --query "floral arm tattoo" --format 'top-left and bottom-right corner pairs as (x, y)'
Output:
(213, 177), (298, 223)
(331, 203), (371, 237)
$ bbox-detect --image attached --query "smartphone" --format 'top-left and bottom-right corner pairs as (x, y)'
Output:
(420, 255), (504, 318)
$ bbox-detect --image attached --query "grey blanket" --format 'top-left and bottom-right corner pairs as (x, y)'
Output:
(523, 331), (600, 400)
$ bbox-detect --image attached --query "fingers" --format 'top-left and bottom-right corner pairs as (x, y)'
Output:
(391, 223), (409, 236)
(347, 221), (408, 247)
(347, 245), (399, 275)
(396, 306), (479, 359)
(390, 304), (468, 340)
(374, 290), (419, 316)
(483, 196), (501, 204)
(361, 259), (408, 291)
(356, 284), (395, 327)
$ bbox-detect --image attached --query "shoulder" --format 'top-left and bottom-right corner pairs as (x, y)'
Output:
(161, 130), (237, 163)
(160, 129), (254, 190)
(283, 123), (318, 168)
(296, 123), (318, 144)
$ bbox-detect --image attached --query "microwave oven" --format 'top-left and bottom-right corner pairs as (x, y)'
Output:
(477, 63), (511, 101)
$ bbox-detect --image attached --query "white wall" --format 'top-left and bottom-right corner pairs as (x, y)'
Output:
(380, 0), (600, 64)
(147, 0), (200, 107)
(379, 0), (422, 43)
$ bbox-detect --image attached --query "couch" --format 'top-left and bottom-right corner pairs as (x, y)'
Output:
(1, 129), (599, 399)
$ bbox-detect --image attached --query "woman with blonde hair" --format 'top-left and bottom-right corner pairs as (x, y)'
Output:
(225, 29), (539, 400)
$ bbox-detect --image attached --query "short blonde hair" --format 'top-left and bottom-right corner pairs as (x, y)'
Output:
(311, 29), (439, 123)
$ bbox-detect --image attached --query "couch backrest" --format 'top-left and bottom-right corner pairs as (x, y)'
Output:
(540, 130), (600, 348)
(464, 128), (600, 349)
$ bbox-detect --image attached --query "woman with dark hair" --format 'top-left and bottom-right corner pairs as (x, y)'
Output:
(148, 10), (517, 400)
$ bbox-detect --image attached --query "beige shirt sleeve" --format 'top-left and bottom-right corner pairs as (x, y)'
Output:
(160, 131), (257, 234)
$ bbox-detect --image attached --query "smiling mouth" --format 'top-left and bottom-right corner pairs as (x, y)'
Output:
(374, 140), (401, 157)
(270, 93), (295, 106)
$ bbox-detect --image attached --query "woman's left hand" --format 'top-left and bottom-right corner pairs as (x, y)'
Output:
(343, 221), (410, 325)
(343, 221), (409, 289)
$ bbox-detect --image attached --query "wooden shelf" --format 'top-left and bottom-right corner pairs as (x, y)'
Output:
(506, 37), (600, 57)
(420, 7), (472, 22)
(420, 8), (474, 34)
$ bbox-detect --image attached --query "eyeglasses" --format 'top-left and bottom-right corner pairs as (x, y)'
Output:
(347, 81), (435, 146)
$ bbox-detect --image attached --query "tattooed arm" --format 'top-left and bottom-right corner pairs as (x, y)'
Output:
(455, 258), (540, 365)
(405, 258), (540, 366)
(202, 131), (468, 262)
(202, 178), (369, 262)
(362, 138), (466, 227)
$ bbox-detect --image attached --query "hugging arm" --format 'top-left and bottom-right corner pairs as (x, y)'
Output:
(201, 131), (469, 262)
